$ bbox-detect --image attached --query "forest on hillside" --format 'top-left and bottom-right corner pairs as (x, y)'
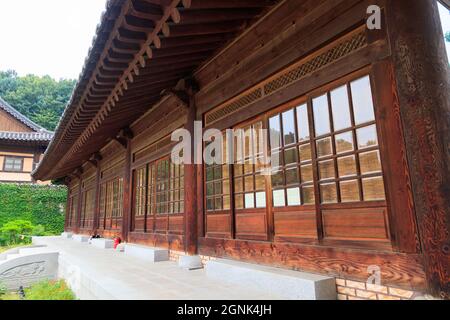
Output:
(0, 70), (75, 131)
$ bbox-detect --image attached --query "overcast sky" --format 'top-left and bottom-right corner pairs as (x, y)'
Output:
(0, 0), (107, 80)
(0, 1), (448, 81)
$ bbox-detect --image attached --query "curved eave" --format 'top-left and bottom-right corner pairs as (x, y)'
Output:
(33, 0), (278, 181)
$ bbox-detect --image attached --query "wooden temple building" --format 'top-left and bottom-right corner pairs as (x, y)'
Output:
(33, 0), (450, 299)
(0, 97), (53, 184)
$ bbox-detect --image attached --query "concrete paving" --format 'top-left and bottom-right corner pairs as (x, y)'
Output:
(32, 236), (281, 300)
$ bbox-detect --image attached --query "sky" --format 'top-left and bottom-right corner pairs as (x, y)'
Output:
(438, 2), (450, 61)
(0, 1), (448, 81)
(0, 0), (107, 80)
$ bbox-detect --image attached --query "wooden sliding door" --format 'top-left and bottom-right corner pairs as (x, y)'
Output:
(203, 68), (392, 250)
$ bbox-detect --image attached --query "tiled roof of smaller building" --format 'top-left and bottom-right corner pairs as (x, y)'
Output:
(0, 131), (54, 142)
(0, 96), (54, 143)
(0, 96), (48, 132)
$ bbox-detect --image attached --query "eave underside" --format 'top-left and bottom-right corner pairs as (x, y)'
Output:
(34, 0), (278, 181)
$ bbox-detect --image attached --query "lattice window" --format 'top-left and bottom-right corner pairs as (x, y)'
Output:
(205, 133), (231, 212)
(134, 166), (147, 217)
(233, 121), (267, 209)
(312, 75), (385, 203)
(268, 104), (315, 207)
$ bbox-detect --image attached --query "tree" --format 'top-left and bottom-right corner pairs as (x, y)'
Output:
(0, 220), (34, 245)
(0, 70), (75, 131)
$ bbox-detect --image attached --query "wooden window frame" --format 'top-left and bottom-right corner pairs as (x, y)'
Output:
(203, 67), (392, 248)
(131, 156), (185, 233)
(3, 156), (24, 172)
(99, 176), (124, 231)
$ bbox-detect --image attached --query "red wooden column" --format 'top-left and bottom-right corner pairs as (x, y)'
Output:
(184, 94), (198, 255)
(120, 129), (133, 242)
(74, 176), (83, 234)
(92, 157), (102, 234)
(386, 0), (450, 298)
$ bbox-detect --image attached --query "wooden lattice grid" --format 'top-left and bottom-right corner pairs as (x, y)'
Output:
(264, 31), (367, 95)
(205, 27), (367, 127)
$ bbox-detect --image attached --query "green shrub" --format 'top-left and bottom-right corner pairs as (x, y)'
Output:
(0, 184), (67, 235)
(24, 279), (75, 300)
(0, 282), (6, 296)
(0, 220), (34, 245)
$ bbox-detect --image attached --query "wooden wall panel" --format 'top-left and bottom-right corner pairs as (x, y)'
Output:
(206, 214), (232, 239)
(128, 232), (184, 252)
(169, 215), (184, 235)
(195, 0), (384, 116)
(274, 208), (318, 241)
(198, 237), (426, 291)
(322, 207), (389, 241)
(235, 209), (267, 241)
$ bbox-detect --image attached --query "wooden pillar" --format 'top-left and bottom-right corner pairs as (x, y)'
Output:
(64, 183), (71, 231)
(93, 165), (102, 233)
(184, 95), (198, 255)
(196, 113), (205, 239)
(386, 0), (450, 298)
(121, 137), (133, 242)
(75, 178), (83, 234)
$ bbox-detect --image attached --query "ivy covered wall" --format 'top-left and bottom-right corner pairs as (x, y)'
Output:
(0, 184), (67, 235)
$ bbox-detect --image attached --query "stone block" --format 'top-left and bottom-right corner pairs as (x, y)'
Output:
(206, 259), (336, 300)
(91, 238), (114, 249)
(123, 244), (169, 262)
(61, 232), (73, 239)
(178, 255), (203, 270)
(73, 235), (89, 243)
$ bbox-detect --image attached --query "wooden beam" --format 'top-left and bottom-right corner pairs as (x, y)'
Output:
(121, 140), (132, 241)
(182, 0), (276, 9)
(386, 0), (450, 299)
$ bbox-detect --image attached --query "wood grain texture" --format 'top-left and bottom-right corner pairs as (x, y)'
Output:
(198, 237), (426, 291)
(386, 0), (450, 298)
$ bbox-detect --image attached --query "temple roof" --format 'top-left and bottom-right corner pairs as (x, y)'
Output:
(33, 0), (278, 181)
(0, 96), (54, 145)
(0, 96), (50, 133)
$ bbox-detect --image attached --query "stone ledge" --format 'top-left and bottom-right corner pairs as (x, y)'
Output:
(61, 232), (73, 239)
(206, 259), (336, 300)
(91, 238), (114, 249)
(178, 255), (203, 270)
(123, 244), (169, 263)
(73, 234), (89, 243)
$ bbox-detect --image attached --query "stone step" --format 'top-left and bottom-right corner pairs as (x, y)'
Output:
(73, 234), (90, 243)
(123, 244), (169, 263)
(91, 238), (114, 249)
(61, 232), (73, 239)
(205, 259), (337, 300)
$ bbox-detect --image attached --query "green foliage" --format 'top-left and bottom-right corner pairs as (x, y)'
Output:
(0, 70), (75, 131)
(0, 220), (34, 245)
(0, 184), (67, 243)
(0, 279), (75, 300)
(0, 282), (6, 296)
(24, 279), (75, 300)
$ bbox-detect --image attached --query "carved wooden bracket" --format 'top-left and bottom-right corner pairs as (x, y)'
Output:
(113, 127), (134, 149)
(161, 77), (199, 107)
(64, 176), (72, 185)
(88, 153), (102, 168)
(114, 137), (128, 149)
